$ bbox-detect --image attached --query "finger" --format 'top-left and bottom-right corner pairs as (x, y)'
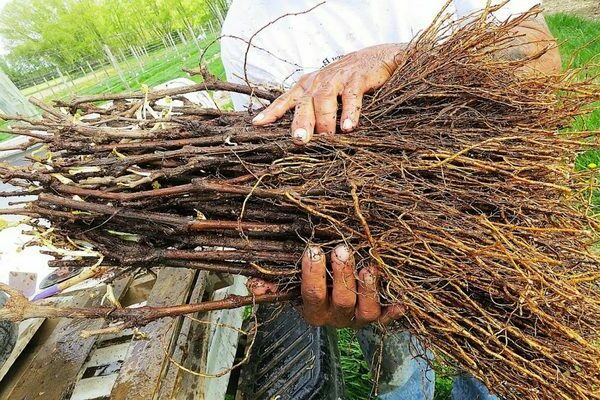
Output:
(340, 76), (364, 132)
(301, 245), (329, 325)
(290, 95), (315, 145)
(355, 266), (381, 326)
(247, 278), (279, 296)
(252, 85), (303, 126)
(313, 84), (339, 135)
(378, 304), (406, 326)
(329, 244), (357, 327)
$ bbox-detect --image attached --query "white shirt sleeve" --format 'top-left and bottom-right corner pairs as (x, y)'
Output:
(454, 0), (543, 21)
(221, 0), (545, 111)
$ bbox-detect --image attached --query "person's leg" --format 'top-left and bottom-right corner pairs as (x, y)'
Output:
(357, 326), (435, 400)
(452, 374), (499, 400)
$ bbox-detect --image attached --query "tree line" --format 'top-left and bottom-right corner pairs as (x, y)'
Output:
(0, 0), (229, 84)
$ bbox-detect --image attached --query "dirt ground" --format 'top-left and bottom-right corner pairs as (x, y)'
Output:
(543, 0), (600, 19)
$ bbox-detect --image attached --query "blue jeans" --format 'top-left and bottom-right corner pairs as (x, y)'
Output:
(357, 326), (498, 400)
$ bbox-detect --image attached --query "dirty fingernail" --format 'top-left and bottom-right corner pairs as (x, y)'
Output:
(252, 112), (265, 123)
(335, 245), (351, 262)
(342, 118), (353, 131)
(293, 128), (308, 142)
(307, 246), (322, 261)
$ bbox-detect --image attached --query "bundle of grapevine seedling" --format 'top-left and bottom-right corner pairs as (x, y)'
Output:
(0, 7), (599, 400)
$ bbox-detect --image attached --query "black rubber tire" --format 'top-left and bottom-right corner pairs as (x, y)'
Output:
(0, 292), (18, 367)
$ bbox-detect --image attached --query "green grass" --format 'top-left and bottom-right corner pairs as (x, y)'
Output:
(546, 14), (600, 70)
(0, 121), (12, 142)
(32, 35), (224, 103)
(69, 41), (224, 98)
(432, 361), (456, 400)
(547, 14), (600, 193)
(547, 13), (600, 133)
(22, 74), (66, 96)
(338, 329), (373, 399)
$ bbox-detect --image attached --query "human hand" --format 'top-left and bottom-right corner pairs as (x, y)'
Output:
(248, 244), (405, 328)
(251, 43), (405, 145)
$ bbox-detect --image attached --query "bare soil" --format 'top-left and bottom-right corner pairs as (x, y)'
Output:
(543, 0), (600, 20)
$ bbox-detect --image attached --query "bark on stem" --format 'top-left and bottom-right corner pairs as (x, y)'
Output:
(115, 248), (299, 264)
(66, 130), (287, 153)
(56, 81), (279, 108)
(40, 179), (285, 203)
(0, 282), (297, 325)
(36, 193), (304, 234)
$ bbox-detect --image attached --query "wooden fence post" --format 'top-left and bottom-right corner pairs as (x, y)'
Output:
(103, 45), (131, 91)
(55, 66), (75, 97)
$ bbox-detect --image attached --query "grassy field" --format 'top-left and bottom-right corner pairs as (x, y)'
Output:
(43, 37), (224, 102)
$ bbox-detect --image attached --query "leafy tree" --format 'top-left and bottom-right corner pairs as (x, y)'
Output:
(0, 0), (214, 85)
